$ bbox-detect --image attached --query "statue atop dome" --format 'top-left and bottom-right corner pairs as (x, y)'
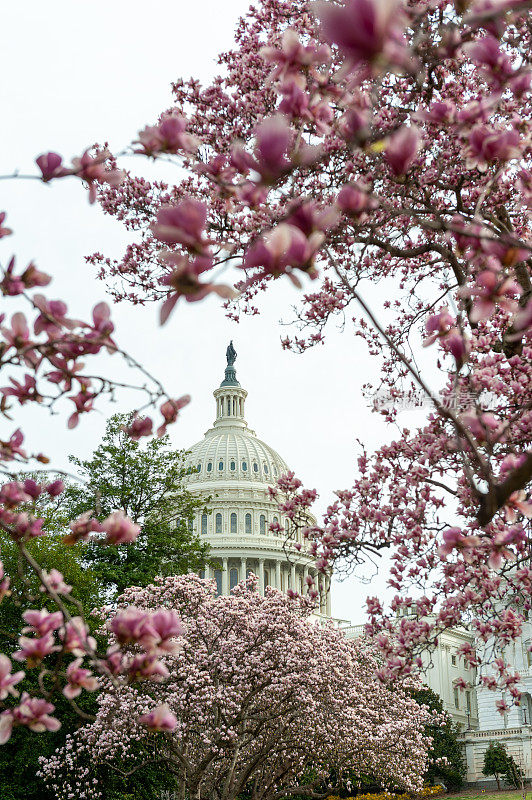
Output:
(226, 340), (237, 367)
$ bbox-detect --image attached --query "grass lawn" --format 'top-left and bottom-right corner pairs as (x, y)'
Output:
(445, 790), (531, 800)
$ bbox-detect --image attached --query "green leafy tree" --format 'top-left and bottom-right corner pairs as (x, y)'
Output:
(59, 413), (209, 597)
(483, 741), (511, 790)
(411, 687), (465, 791)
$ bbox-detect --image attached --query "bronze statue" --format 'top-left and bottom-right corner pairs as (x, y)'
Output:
(226, 340), (237, 367)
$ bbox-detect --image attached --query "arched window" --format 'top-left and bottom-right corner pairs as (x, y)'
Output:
(218, 461), (223, 471)
(230, 568), (239, 591)
(230, 460), (235, 471)
(207, 462), (212, 472)
(253, 462), (258, 473)
(188, 518), (193, 532)
(263, 463), (269, 474)
(260, 514), (266, 535)
(245, 513), (252, 534)
(214, 569), (222, 596)
(215, 513), (222, 534)
(230, 513), (237, 533)
(199, 569), (205, 580)
(273, 467), (278, 477)
(201, 513), (208, 535)
(273, 515), (279, 526)
(242, 461), (247, 471)
(197, 463), (201, 472)
(227, 398), (231, 415)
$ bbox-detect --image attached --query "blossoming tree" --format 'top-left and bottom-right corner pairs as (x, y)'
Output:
(39, 575), (429, 800)
(89, 0), (532, 699)
(1, 0), (532, 744)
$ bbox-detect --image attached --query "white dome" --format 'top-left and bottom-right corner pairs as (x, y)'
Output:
(185, 426), (289, 486)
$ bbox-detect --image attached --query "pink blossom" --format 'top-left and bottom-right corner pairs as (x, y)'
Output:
(0, 212), (12, 239)
(509, 298), (532, 337)
(385, 126), (421, 176)
(464, 35), (514, 86)
(460, 270), (520, 322)
(22, 609), (63, 637)
(109, 607), (153, 646)
(2, 373), (40, 405)
(64, 511), (103, 545)
(101, 511), (140, 545)
(465, 125), (521, 170)
(13, 633), (60, 665)
(139, 703), (178, 732)
(504, 491), (532, 523)
(253, 115), (292, 179)
(22, 478), (42, 499)
(337, 183), (376, 217)
(460, 409), (505, 443)
(158, 254), (236, 324)
(70, 149), (124, 204)
(314, 0), (406, 70)
(134, 113), (199, 156)
(127, 653), (170, 682)
(0, 655), (24, 700)
(0, 481), (31, 509)
(260, 29), (331, 80)
(126, 415), (153, 441)
(12, 692), (60, 733)
(156, 395), (191, 436)
(438, 527), (481, 560)
(243, 223), (324, 285)
(40, 568), (72, 595)
(64, 659), (99, 699)
(150, 199), (210, 251)
(46, 479), (64, 497)
(60, 617), (96, 657)
(144, 609), (185, 654)
(36, 152), (70, 182)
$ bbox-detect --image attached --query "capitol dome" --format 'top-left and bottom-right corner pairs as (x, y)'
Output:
(184, 342), (331, 617)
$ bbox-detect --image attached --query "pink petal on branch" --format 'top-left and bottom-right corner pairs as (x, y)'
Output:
(139, 703), (177, 732)
(385, 126), (421, 176)
(101, 511), (140, 545)
(36, 152), (70, 182)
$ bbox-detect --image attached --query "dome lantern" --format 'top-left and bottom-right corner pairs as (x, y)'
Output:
(213, 341), (248, 429)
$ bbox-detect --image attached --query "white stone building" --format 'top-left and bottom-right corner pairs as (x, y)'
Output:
(461, 620), (532, 785)
(342, 622), (478, 730)
(183, 343), (331, 618)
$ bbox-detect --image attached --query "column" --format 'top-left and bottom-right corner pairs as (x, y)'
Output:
(222, 557), (229, 596)
(241, 557), (247, 583)
(275, 560), (281, 590)
(205, 563), (211, 581)
(326, 575), (331, 617)
(303, 565), (309, 594)
(258, 559), (265, 596)
(290, 563), (296, 592)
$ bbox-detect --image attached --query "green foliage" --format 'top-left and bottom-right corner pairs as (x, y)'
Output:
(483, 741), (512, 789)
(55, 412), (209, 598)
(411, 686), (465, 791)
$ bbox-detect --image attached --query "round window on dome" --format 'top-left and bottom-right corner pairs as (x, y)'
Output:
(230, 461), (235, 470)
(253, 463), (258, 473)
(207, 462), (212, 472)
(218, 461), (223, 471)
(242, 461), (247, 471)
(263, 463), (269, 474)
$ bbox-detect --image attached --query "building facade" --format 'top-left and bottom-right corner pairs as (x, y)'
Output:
(183, 343), (331, 618)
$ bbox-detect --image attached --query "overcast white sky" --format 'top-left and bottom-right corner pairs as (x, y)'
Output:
(1, 1), (434, 622)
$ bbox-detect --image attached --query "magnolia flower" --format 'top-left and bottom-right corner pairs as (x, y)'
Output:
(13, 633), (60, 665)
(438, 527), (481, 560)
(36, 152), (70, 182)
(0, 655), (24, 700)
(243, 223), (324, 285)
(40, 568), (72, 595)
(465, 125), (521, 170)
(70, 149), (124, 204)
(126, 415), (153, 441)
(0, 481), (31, 509)
(150, 199), (210, 251)
(134, 113), (199, 156)
(64, 659), (99, 699)
(385, 126), (421, 176)
(504, 491), (532, 524)
(102, 511), (140, 545)
(158, 254), (236, 324)
(157, 395), (191, 437)
(64, 511), (103, 545)
(0, 212), (12, 239)
(139, 703), (177, 732)
(253, 115), (291, 179)
(460, 270), (520, 323)
(314, 0), (406, 71)
(60, 617), (96, 657)
(22, 609), (63, 637)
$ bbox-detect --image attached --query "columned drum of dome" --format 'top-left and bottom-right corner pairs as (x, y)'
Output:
(184, 344), (331, 618)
